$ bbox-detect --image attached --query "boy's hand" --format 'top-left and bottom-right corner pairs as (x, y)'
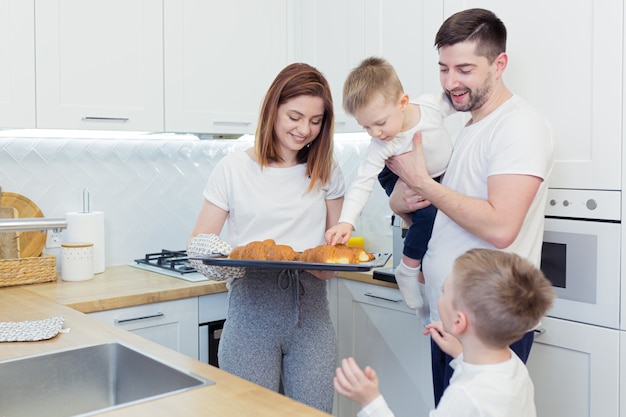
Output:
(425, 321), (463, 358)
(333, 357), (381, 409)
(325, 222), (353, 245)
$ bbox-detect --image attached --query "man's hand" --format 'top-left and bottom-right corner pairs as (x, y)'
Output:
(387, 131), (432, 195)
(389, 178), (432, 217)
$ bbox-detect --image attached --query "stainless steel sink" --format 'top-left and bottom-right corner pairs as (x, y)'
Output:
(0, 342), (213, 417)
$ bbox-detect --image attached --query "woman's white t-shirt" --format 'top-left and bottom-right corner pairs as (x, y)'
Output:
(203, 150), (345, 252)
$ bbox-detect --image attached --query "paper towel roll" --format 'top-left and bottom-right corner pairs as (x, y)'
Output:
(65, 211), (105, 274)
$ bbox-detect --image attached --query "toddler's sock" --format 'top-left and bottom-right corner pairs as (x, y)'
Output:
(394, 260), (423, 309)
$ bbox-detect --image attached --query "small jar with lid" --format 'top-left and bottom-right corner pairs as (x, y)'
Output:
(61, 242), (94, 282)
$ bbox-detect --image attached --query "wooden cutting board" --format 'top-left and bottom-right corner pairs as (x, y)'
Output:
(0, 192), (46, 258)
(0, 206), (19, 259)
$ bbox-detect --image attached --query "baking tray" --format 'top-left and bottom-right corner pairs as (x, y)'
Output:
(190, 252), (392, 272)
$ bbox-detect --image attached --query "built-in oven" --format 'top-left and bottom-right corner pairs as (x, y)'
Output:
(541, 189), (621, 329)
(198, 292), (229, 367)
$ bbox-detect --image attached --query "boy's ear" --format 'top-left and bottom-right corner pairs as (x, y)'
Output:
(451, 310), (469, 335)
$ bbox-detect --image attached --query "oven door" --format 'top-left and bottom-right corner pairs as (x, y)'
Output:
(199, 319), (225, 367)
(541, 217), (620, 329)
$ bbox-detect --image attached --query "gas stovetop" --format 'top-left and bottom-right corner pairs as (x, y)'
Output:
(129, 249), (208, 282)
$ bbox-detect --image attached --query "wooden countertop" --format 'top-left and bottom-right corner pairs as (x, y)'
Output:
(22, 264), (397, 312)
(23, 265), (229, 312)
(0, 287), (331, 417)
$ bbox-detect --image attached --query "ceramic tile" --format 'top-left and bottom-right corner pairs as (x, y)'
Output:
(0, 134), (392, 269)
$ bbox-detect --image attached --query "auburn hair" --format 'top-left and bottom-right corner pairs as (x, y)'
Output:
(255, 63), (335, 191)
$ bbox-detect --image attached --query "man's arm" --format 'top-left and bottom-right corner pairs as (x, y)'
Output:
(387, 133), (542, 248)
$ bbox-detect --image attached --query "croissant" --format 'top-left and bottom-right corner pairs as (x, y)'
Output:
(228, 239), (299, 261)
(298, 244), (375, 264)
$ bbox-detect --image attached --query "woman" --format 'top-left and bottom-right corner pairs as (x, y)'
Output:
(189, 63), (344, 413)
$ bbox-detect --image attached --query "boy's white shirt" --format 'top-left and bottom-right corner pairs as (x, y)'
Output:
(338, 93), (454, 227)
(356, 350), (536, 417)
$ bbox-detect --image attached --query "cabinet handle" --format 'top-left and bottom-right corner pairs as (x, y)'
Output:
(534, 327), (546, 335)
(364, 292), (403, 303)
(213, 120), (252, 126)
(114, 312), (164, 324)
(82, 116), (129, 122)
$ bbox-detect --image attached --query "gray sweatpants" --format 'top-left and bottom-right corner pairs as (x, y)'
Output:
(218, 269), (337, 413)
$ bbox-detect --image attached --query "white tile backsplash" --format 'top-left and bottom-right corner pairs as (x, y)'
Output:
(0, 133), (392, 268)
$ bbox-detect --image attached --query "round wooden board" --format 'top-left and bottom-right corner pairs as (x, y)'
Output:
(0, 192), (46, 258)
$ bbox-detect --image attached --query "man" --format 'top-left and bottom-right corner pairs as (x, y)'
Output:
(386, 8), (554, 405)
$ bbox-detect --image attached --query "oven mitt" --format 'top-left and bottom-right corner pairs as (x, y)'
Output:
(187, 234), (245, 281)
(0, 316), (66, 342)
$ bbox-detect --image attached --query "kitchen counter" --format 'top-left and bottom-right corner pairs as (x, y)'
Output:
(0, 287), (331, 417)
(2, 264), (396, 416)
(23, 264), (397, 312)
(23, 265), (228, 313)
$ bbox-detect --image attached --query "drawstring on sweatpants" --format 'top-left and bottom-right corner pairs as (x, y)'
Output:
(277, 269), (306, 327)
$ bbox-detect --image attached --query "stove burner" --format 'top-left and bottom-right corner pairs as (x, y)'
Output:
(135, 250), (197, 274)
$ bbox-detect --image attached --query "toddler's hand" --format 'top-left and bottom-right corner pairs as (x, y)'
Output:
(325, 222), (353, 245)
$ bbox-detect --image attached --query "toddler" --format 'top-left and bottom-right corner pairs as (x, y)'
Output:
(325, 56), (454, 311)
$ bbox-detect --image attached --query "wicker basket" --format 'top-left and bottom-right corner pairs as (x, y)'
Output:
(0, 253), (57, 287)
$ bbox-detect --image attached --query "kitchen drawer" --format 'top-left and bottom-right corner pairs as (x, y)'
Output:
(89, 297), (198, 360)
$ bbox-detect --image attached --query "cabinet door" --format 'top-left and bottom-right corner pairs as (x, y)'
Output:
(164, 0), (290, 135)
(293, 0), (365, 133)
(443, 1), (621, 190)
(35, 0), (164, 131)
(89, 298), (199, 360)
(363, 0), (441, 101)
(0, 0), (35, 128)
(527, 317), (619, 417)
(336, 279), (433, 417)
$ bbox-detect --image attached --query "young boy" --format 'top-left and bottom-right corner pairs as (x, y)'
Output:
(334, 248), (555, 417)
(325, 57), (454, 312)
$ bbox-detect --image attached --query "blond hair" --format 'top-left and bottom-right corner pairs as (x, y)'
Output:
(342, 57), (404, 116)
(452, 249), (555, 348)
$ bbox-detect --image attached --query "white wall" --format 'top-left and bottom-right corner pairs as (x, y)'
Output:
(0, 133), (391, 269)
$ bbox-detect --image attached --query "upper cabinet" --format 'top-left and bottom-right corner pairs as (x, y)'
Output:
(292, 0), (365, 133)
(0, 0), (35, 128)
(293, 0), (444, 134)
(35, 0), (164, 131)
(164, 0), (291, 135)
(443, 0), (622, 191)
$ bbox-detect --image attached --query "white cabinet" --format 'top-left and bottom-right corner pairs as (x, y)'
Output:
(442, 0), (622, 191)
(34, 0), (164, 131)
(620, 332), (626, 417)
(293, 0), (365, 133)
(0, 0), (35, 129)
(362, 0), (442, 101)
(336, 279), (433, 417)
(164, 0), (290, 135)
(293, 1), (448, 134)
(89, 297), (199, 360)
(527, 317), (619, 417)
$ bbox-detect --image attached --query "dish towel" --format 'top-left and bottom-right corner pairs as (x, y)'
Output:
(0, 316), (66, 342)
